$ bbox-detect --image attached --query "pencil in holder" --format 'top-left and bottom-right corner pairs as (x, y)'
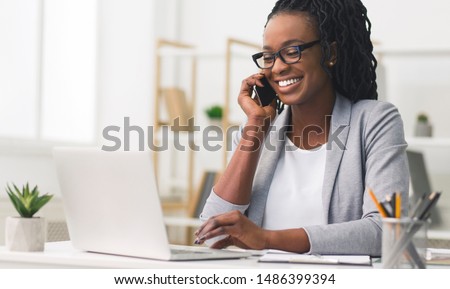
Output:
(381, 217), (428, 269)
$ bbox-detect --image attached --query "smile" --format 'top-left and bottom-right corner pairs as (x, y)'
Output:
(278, 78), (301, 87)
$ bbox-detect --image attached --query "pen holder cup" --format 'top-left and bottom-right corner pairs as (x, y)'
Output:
(382, 218), (428, 269)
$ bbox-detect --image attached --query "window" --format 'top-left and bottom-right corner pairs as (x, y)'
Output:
(0, 0), (97, 144)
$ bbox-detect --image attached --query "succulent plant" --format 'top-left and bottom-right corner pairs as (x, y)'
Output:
(6, 183), (53, 218)
(417, 113), (429, 123)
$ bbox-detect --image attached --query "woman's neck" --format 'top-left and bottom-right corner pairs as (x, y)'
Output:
(287, 93), (335, 150)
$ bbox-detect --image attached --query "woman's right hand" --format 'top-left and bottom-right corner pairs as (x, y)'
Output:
(194, 210), (270, 250)
(238, 73), (277, 125)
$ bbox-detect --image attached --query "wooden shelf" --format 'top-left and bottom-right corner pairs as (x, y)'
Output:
(153, 38), (197, 215)
(375, 47), (450, 57)
(406, 137), (450, 148)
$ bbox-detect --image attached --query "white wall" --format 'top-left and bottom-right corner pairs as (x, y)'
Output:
(97, 0), (155, 145)
(365, 0), (450, 49)
(0, 0), (40, 138)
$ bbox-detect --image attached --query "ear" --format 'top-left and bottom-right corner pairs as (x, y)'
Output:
(327, 41), (338, 67)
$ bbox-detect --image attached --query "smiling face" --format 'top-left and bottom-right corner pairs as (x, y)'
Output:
(263, 12), (335, 107)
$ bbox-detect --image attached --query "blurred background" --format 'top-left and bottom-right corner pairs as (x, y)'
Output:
(1, 0), (450, 245)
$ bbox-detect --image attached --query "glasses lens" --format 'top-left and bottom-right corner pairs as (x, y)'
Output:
(255, 53), (274, 69)
(253, 44), (306, 69)
(280, 46), (301, 64)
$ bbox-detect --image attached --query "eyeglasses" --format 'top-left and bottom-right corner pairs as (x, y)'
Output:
(252, 40), (320, 69)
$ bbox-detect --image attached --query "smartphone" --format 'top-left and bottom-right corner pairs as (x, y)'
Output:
(254, 77), (277, 107)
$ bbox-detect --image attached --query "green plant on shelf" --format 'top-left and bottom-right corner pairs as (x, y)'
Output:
(205, 105), (223, 120)
(6, 183), (53, 218)
(417, 113), (429, 123)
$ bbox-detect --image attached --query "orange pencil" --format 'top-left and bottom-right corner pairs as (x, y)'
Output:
(395, 191), (401, 218)
(368, 188), (388, 218)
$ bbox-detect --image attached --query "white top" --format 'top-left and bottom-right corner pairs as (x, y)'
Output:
(262, 137), (327, 230)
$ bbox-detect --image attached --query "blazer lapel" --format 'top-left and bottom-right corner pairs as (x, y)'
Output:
(247, 109), (290, 226)
(322, 94), (351, 223)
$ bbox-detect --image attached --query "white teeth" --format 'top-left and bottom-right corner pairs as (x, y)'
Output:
(279, 78), (300, 87)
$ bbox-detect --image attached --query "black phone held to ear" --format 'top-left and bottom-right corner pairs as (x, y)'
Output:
(254, 77), (277, 107)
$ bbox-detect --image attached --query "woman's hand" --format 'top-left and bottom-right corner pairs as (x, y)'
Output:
(239, 73), (277, 125)
(194, 210), (269, 250)
(195, 210), (312, 253)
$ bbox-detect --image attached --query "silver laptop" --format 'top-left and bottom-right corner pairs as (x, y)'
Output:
(406, 150), (442, 227)
(53, 147), (250, 261)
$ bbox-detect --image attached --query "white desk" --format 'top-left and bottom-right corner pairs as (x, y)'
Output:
(0, 241), (371, 269)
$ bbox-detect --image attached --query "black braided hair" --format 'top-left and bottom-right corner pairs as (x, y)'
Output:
(266, 0), (378, 101)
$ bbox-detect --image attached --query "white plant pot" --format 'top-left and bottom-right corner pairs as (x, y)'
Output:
(415, 122), (433, 137)
(5, 216), (46, 252)
(208, 118), (223, 127)
(208, 118), (224, 137)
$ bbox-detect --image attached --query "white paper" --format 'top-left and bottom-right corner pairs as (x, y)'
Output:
(259, 252), (371, 266)
(426, 248), (450, 260)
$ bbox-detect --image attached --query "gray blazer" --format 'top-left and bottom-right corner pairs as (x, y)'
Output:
(201, 93), (409, 256)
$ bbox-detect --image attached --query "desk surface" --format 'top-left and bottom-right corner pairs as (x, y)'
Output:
(0, 242), (372, 269)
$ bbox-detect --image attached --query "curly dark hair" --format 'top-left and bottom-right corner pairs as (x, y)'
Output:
(266, 0), (378, 101)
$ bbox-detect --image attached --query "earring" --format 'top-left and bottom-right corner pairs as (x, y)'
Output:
(329, 61), (334, 66)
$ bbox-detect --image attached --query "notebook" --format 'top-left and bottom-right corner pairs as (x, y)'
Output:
(406, 150), (442, 227)
(53, 147), (250, 261)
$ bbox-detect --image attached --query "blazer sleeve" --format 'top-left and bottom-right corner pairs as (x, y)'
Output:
(304, 101), (409, 256)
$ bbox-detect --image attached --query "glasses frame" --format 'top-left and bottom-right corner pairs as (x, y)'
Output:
(252, 40), (321, 69)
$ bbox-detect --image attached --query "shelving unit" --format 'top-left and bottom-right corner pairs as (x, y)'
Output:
(407, 137), (450, 148)
(153, 39), (197, 213)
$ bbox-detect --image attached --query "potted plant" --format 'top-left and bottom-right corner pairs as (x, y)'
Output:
(414, 113), (433, 137)
(5, 183), (53, 251)
(205, 105), (223, 122)
(205, 105), (224, 136)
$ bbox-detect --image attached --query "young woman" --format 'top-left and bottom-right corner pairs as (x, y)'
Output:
(195, 0), (409, 256)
